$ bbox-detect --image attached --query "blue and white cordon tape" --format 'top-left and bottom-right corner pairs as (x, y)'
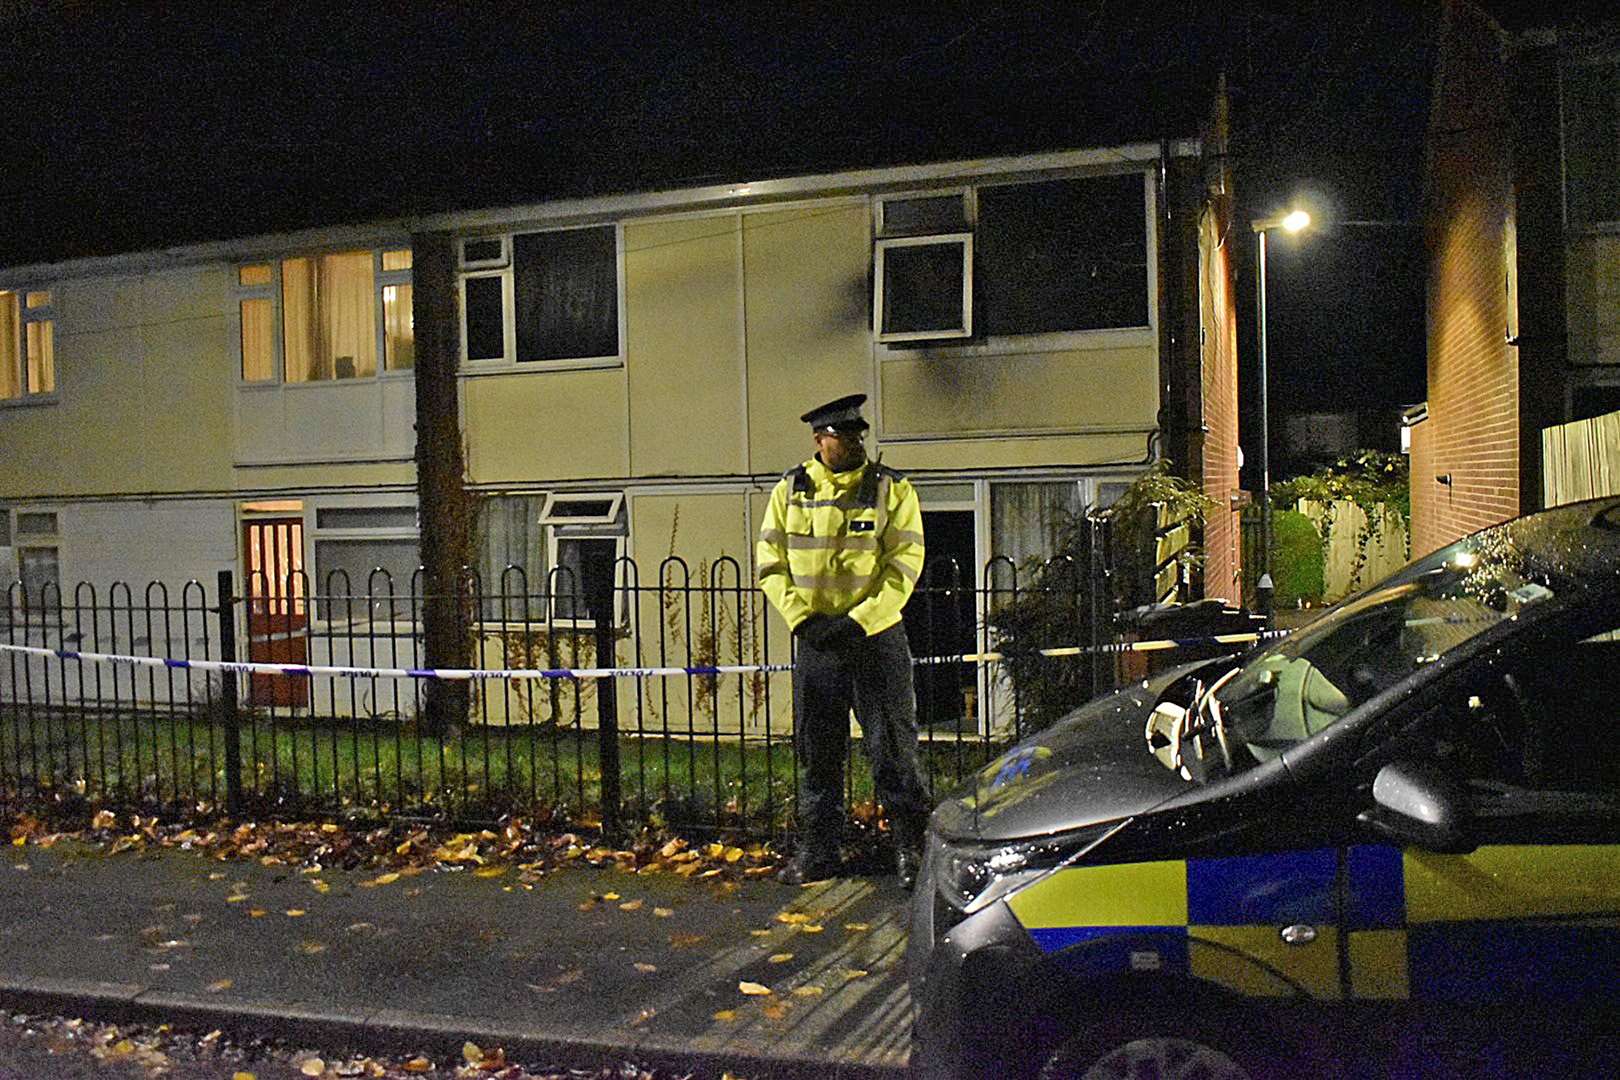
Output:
(0, 629), (1286, 683)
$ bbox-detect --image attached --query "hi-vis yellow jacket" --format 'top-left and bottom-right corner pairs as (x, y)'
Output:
(756, 456), (926, 637)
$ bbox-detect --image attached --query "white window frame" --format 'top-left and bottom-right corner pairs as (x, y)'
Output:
(538, 492), (624, 526)
(457, 223), (628, 373)
(232, 247), (413, 386)
(306, 493), (421, 625)
(0, 287), (58, 406)
(875, 188), (972, 238)
(375, 250), (415, 379)
(8, 507), (61, 608)
(535, 490), (628, 626)
(873, 232), (975, 343)
(874, 170), (1157, 357)
(545, 533), (626, 627)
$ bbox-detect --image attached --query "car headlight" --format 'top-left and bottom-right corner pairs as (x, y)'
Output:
(935, 827), (1108, 916)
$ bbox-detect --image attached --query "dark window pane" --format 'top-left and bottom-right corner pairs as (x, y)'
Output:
(978, 175), (1148, 334)
(315, 506), (418, 530)
(881, 242), (967, 336)
(553, 538), (616, 621)
(547, 499), (615, 519)
(465, 276), (505, 360)
(883, 195), (967, 236)
(19, 547), (59, 605)
(462, 238), (504, 264)
(1564, 61), (1620, 226)
(514, 227), (619, 362)
(15, 512), (56, 536)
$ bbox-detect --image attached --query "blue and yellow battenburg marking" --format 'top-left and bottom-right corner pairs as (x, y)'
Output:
(1004, 844), (1620, 1003)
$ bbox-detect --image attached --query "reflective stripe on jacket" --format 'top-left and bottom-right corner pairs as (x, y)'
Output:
(756, 456), (925, 637)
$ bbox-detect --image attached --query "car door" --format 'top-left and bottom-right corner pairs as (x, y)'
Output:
(1345, 611), (1620, 1053)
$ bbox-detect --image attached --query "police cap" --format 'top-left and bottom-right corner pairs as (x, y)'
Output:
(800, 393), (869, 434)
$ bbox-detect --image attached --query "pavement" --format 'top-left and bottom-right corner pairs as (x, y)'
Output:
(0, 839), (914, 1078)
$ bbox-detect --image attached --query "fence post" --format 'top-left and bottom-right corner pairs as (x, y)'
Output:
(593, 585), (621, 843)
(215, 570), (244, 815)
(1088, 515), (1107, 694)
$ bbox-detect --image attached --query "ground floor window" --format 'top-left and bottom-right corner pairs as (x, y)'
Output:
(474, 492), (626, 624)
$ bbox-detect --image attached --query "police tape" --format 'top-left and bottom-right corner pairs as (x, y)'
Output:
(915, 629), (1287, 666)
(0, 629), (1286, 684)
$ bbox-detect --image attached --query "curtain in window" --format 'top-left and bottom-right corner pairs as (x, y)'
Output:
(383, 283), (414, 370)
(282, 252), (376, 381)
(25, 320), (52, 394)
(0, 293), (18, 399)
(990, 482), (1082, 591)
(475, 496), (548, 620)
(240, 298), (275, 381)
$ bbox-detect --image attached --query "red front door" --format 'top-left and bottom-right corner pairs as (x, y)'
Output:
(243, 518), (309, 708)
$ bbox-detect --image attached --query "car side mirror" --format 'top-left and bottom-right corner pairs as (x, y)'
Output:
(1356, 760), (1476, 854)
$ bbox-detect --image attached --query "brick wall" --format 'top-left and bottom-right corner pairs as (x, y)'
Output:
(1200, 208), (1242, 603)
(1414, 1), (1518, 557)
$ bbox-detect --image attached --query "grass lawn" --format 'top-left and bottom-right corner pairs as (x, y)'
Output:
(0, 706), (998, 835)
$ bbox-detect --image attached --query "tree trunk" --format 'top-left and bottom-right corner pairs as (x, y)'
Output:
(412, 231), (470, 735)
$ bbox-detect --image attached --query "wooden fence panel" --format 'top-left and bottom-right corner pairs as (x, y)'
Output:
(1543, 408), (1620, 507)
(1297, 498), (1409, 602)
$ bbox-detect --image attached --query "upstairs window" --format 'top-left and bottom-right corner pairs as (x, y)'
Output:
(458, 225), (624, 367)
(1564, 58), (1620, 227)
(874, 173), (1150, 345)
(0, 289), (56, 401)
(235, 249), (413, 383)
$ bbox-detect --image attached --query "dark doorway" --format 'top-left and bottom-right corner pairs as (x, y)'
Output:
(903, 510), (978, 732)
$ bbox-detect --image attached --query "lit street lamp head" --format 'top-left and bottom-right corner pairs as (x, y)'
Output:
(1251, 209), (1312, 233)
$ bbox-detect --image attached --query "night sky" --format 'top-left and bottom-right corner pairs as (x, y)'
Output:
(2, 2), (1504, 480)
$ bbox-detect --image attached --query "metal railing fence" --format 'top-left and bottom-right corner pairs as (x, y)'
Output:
(1, 533), (1129, 837)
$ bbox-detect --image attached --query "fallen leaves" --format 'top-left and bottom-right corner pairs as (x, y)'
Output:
(738, 980), (772, 996)
(7, 803), (788, 895)
(206, 978), (233, 992)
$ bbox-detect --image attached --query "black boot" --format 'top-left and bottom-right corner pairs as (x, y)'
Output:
(778, 850), (841, 886)
(895, 813), (928, 891)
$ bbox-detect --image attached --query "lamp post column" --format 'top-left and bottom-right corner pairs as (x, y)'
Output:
(1255, 227), (1274, 616)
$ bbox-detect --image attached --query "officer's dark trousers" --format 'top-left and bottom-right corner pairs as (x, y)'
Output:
(792, 622), (930, 863)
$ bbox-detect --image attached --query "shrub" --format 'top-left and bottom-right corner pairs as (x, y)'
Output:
(1270, 509), (1325, 607)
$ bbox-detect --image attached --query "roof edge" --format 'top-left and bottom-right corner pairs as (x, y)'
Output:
(1, 140), (1200, 285)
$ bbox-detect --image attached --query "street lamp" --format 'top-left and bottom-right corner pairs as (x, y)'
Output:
(1250, 209), (1310, 613)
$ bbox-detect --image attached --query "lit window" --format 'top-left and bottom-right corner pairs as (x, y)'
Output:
(233, 249), (412, 383)
(1, 288), (56, 401)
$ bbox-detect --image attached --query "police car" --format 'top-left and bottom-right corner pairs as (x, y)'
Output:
(909, 497), (1620, 1078)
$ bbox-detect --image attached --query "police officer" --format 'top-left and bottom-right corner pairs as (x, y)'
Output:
(756, 394), (931, 888)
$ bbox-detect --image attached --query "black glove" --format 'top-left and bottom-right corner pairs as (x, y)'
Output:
(800, 614), (865, 650)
